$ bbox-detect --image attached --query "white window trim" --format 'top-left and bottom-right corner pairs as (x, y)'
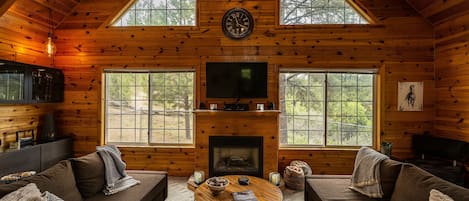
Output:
(279, 69), (377, 148)
(103, 69), (196, 147)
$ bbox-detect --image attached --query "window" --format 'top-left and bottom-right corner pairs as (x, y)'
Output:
(280, 0), (369, 25)
(279, 71), (375, 147)
(113, 0), (196, 26)
(104, 71), (194, 146)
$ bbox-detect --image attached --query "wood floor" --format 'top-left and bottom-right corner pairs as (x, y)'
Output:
(166, 176), (304, 201)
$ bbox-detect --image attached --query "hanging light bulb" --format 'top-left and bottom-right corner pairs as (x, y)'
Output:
(46, 0), (56, 58)
(46, 32), (56, 57)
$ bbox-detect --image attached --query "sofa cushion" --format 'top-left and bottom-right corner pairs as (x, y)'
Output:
(22, 160), (83, 201)
(70, 152), (105, 198)
(391, 164), (469, 201)
(84, 170), (167, 201)
(305, 175), (381, 201)
(379, 159), (402, 199)
(0, 160), (82, 201)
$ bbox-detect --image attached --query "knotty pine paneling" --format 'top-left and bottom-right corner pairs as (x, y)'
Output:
(435, 10), (469, 143)
(0, 104), (57, 151)
(50, 0), (434, 176)
(0, 1), (61, 152)
(194, 111), (279, 179)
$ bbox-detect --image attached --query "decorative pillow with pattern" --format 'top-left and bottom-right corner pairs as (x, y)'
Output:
(0, 183), (42, 201)
(42, 191), (64, 201)
(429, 189), (454, 201)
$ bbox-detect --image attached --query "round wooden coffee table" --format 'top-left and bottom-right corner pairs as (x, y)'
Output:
(194, 175), (283, 201)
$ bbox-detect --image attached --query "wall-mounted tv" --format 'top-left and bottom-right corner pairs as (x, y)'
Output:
(206, 62), (268, 98)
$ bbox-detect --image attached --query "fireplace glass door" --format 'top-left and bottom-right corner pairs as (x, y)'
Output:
(209, 136), (263, 177)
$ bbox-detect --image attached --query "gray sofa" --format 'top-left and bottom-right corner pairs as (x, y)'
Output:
(305, 159), (469, 201)
(0, 152), (168, 201)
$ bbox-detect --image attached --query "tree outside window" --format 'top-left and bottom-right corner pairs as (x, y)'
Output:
(280, 0), (368, 25)
(113, 0), (196, 26)
(105, 71), (194, 146)
(279, 72), (374, 147)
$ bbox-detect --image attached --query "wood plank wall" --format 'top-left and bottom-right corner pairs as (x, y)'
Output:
(0, 2), (59, 151)
(0, 0), (435, 176)
(434, 10), (469, 142)
(194, 111), (279, 179)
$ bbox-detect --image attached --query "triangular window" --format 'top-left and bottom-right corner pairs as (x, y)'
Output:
(280, 0), (370, 25)
(113, 0), (196, 26)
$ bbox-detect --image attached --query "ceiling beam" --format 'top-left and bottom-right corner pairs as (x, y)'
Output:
(33, 0), (68, 16)
(54, 1), (80, 29)
(98, 0), (136, 29)
(420, 0), (466, 18)
(0, 0), (16, 17)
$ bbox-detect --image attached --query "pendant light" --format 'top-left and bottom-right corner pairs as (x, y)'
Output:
(46, 32), (56, 57)
(46, 2), (56, 57)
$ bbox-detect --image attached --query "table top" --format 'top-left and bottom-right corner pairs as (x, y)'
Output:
(194, 175), (283, 201)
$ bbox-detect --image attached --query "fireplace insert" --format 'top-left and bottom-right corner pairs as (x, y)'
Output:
(209, 136), (263, 177)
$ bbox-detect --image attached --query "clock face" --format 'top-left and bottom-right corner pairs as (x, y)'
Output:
(222, 8), (254, 39)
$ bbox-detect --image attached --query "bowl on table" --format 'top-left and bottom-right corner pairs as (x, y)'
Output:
(206, 177), (229, 195)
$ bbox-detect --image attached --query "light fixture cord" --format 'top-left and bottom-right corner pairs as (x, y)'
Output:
(48, 0), (55, 65)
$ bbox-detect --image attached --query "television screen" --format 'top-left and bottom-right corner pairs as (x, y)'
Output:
(206, 62), (268, 98)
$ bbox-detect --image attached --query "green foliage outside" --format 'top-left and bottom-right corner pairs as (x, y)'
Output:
(280, 0), (368, 25)
(105, 72), (194, 145)
(0, 73), (24, 100)
(113, 0), (196, 26)
(280, 72), (374, 146)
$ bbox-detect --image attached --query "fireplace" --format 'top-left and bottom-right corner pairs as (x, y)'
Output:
(209, 136), (263, 177)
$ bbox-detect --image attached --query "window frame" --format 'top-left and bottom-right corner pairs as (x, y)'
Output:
(279, 69), (378, 149)
(275, 0), (378, 28)
(109, 0), (200, 28)
(102, 69), (196, 147)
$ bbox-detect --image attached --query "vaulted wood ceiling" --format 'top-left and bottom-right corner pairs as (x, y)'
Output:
(1, 0), (468, 30)
(406, 0), (469, 25)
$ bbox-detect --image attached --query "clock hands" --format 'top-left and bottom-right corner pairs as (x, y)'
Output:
(233, 15), (248, 31)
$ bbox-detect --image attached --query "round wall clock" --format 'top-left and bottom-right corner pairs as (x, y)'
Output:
(222, 8), (254, 39)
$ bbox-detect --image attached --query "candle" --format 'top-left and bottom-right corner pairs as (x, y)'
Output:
(193, 170), (205, 185)
(269, 172), (280, 186)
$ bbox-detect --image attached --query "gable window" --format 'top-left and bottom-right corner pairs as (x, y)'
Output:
(113, 0), (196, 26)
(279, 71), (375, 147)
(104, 70), (194, 146)
(280, 0), (368, 25)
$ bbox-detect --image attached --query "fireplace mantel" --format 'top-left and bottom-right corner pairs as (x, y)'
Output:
(194, 111), (279, 179)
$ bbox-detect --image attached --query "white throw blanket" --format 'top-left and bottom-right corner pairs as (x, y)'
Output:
(96, 145), (140, 195)
(349, 147), (389, 198)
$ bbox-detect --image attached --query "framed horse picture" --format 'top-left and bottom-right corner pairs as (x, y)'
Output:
(398, 82), (423, 111)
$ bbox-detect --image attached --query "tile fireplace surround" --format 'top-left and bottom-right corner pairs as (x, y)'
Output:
(194, 110), (280, 179)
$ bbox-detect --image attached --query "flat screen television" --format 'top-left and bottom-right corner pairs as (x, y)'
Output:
(206, 62), (268, 98)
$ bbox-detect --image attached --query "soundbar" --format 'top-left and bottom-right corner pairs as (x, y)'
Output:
(223, 104), (249, 111)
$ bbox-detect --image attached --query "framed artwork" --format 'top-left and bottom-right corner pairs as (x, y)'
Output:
(398, 82), (423, 111)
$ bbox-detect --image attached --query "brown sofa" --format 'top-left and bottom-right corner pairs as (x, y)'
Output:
(305, 159), (469, 201)
(0, 152), (168, 201)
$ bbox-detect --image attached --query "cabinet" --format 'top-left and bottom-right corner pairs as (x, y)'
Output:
(0, 60), (64, 104)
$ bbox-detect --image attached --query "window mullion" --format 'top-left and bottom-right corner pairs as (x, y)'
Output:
(324, 74), (328, 147)
(148, 73), (152, 145)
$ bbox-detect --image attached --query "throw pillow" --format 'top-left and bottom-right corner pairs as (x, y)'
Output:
(429, 189), (454, 201)
(0, 183), (42, 201)
(391, 164), (469, 201)
(22, 160), (83, 201)
(70, 152), (105, 198)
(42, 191), (64, 201)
